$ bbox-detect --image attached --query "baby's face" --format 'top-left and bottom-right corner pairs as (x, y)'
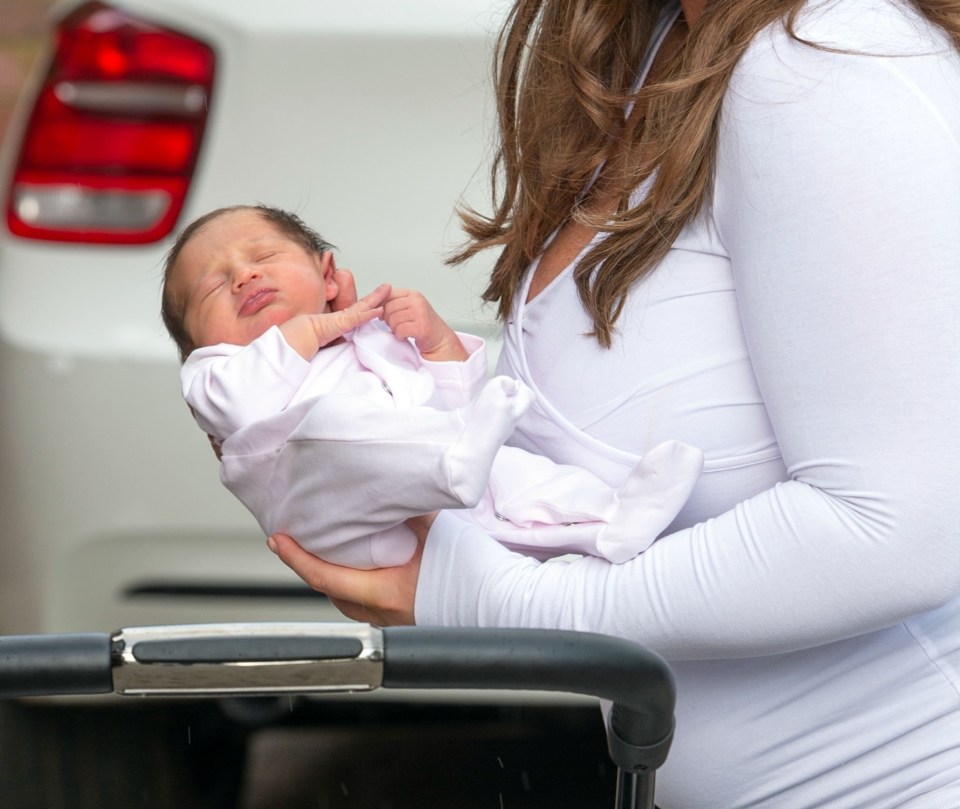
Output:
(172, 209), (336, 349)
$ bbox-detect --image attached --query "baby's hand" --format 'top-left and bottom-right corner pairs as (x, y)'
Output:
(329, 268), (358, 312)
(310, 283), (391, 347)
(382, 288), (467, 362)
(282, 283), (390, 360)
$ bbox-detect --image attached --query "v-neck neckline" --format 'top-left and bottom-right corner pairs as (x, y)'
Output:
(520, 1), (683, 309)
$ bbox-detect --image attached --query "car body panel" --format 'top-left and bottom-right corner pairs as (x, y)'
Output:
(0, 0), (507, 642)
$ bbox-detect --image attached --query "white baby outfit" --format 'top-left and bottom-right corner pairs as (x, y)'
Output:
(181, 320), (702, 568)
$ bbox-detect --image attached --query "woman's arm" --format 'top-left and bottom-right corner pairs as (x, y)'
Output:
(412, 26), (960, 660)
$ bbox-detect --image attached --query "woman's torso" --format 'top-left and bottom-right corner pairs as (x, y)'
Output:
(496, 0), (960, 804)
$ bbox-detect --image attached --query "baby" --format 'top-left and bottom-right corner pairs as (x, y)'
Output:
(160, 204), (703, 567)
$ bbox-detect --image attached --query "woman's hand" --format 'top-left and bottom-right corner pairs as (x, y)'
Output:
(266, 513), (438, 626)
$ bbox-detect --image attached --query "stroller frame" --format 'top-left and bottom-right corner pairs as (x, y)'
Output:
(0, 622), (675, 809)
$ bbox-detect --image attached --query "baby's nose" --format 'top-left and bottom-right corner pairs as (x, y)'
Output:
(232, 265), (261, 290)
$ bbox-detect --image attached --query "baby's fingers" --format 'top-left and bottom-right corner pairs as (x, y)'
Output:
(312, 306), (380, 347)
(331, 303), (383, 336)
(356, 282), (391, 311)
(349, 284), (390, 320)
(322, 284), (391, 340)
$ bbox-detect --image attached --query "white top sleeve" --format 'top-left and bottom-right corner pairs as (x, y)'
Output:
(180, 325), (311, 440)
(414, 7), (960, 661)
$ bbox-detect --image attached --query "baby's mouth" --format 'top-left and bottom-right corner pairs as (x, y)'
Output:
(239, 287), (277, 316)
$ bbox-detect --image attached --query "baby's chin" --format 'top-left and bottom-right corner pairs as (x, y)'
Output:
(240, 308), (299, 344)
(243, 323), (280, 345)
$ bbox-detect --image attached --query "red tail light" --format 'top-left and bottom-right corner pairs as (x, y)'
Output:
(6, 2), (215, 244)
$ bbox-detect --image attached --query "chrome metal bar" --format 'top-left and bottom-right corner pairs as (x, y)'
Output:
(616, 770), (656, 809)
(110, 622), (384, 697)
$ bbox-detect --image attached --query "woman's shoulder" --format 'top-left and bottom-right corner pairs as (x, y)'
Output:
(726, 0), (958, 112)
(738, 0), (952, 75)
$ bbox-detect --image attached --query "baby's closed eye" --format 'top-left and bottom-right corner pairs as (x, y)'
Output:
(200, 278), (226, 299)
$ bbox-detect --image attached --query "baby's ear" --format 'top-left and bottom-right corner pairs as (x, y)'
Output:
(318, 251), (338, 301)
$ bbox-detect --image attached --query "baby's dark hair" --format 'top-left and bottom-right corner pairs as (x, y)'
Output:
(161, 204), (334, 363)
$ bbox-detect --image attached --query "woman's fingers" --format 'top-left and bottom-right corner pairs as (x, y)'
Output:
(267, 533), (379, 623)
(267, 533), (329, 589)
(267, 532), (423, 625)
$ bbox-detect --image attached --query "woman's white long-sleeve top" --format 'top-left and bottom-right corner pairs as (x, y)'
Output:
(413, 0), (960, 805)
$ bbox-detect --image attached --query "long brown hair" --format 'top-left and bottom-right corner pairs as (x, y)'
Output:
(452, 0), (960, 346)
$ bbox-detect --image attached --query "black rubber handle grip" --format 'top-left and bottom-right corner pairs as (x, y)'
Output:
(131, 636), (363, 663)
(0, 633), (113, 698)
(381, 627), (675, 773)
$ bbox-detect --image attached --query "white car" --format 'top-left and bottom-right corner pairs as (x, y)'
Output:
(0, 0), (503, 638)
(0, 0), (555, 803)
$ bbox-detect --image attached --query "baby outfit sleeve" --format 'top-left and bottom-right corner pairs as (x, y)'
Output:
(417, 331), (489, 408)
(181, 326), (312, 440)
(414, 24), (960, 660)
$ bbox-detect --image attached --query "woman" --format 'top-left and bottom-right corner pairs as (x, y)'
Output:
(269, 0), (960, 804)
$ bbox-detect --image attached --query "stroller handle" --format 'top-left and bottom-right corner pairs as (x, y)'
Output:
(0, 632), (112, 697)
(0, 622), (675, 776)
(382, 626), (674, 774)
